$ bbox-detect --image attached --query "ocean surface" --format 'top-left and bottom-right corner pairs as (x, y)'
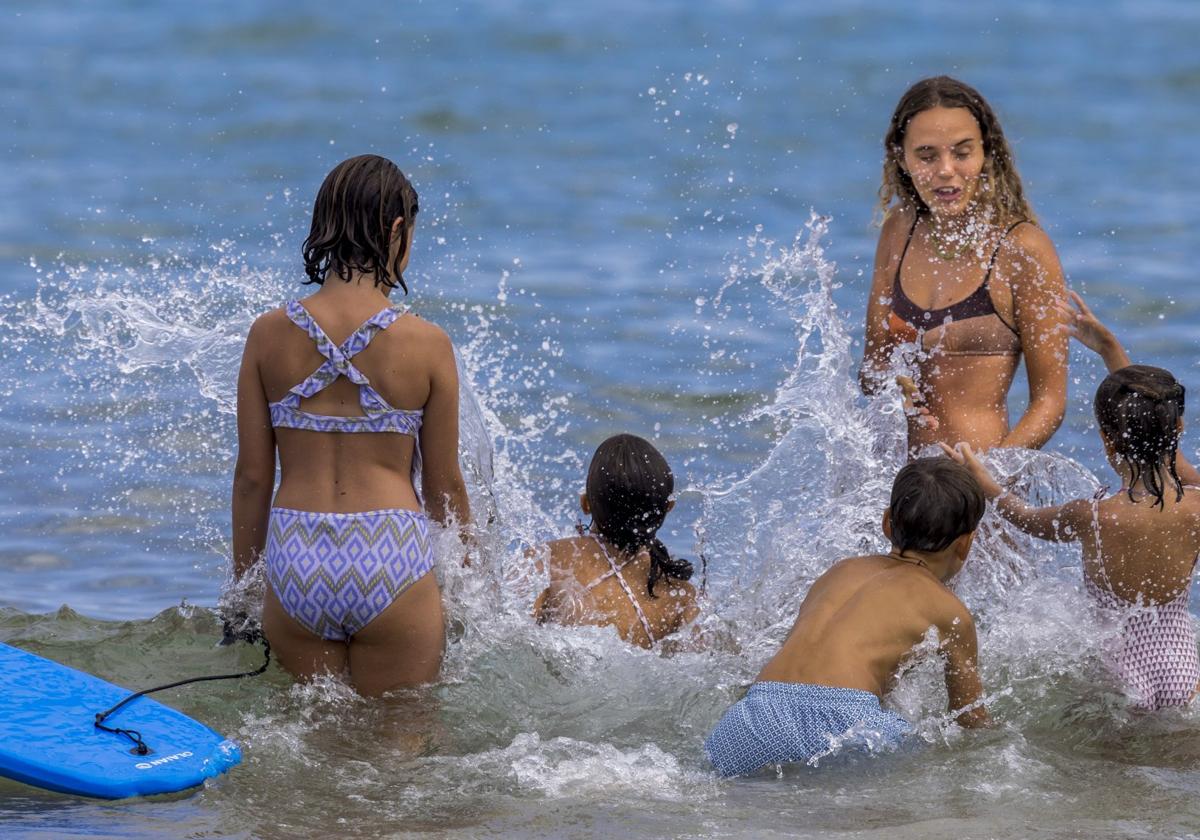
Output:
(2, 1), (1200, 837)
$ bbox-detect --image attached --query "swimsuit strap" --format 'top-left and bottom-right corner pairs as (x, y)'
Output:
(1084, 488), (1186, 605)
(891, 215), (1026, 336)
(981, 220), (1030, 288)
(281, 301), (406, 412)
(584, 537), (657, 644)
(892, 212), (921, 289)
(581, 541), (636, 593)
(1088, 491), (1117, 594)
(581, 564), (620, 592)
(897, 215), (1027, 291)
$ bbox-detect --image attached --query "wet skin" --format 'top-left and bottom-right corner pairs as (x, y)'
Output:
(862, 106), (1068, 453)
(233, 225), (471, 696)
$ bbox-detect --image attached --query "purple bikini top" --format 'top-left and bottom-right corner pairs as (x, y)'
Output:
(268, 300), (424, 438)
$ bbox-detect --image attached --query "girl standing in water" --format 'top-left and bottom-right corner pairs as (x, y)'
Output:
(232, 155), (470, 696)
(860, 76), (1069, 454)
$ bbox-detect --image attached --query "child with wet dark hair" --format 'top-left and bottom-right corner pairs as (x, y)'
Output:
(531, 433), (699, 649)
(945, 292), (1200, 710)
(705, 458), (990, 777)
(1056, 289), (1200, 486)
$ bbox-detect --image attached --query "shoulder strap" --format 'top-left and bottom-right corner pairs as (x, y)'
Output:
(582, 566), (617, 593)
(282, 303), (406, 404)
(582, 544), (626, 593)
(339, 305), (406, 361)
(584, 538), (657, 643)
(1088, 489), (1116, 592)
(982, 220), (1030, 286)
(893, 213), (921, 288)
(280, 303), (359, 404)
(285, 301), (343, 363)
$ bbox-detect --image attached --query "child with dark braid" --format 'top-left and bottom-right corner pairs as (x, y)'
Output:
(532, 434), (699, 650)
(944, 291), (1200, 710)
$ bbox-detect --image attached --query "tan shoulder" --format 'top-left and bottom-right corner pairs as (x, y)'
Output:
(396, 314), (455, 365)
(251, 306), (289, 331)
(1005, 220), (1058, 263)
(1057, 498), (1092, 535)
(879, 205), (917, 245)
(544, 536), (588, 552)
(245, 307), (290, 349)
(803, 555), (881, 597)
(543, 536), (599, 567)
(930, 586), (975, 635)
(400, 311), (452, 343)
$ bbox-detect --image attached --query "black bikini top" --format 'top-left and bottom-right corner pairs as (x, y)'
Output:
(888, 214), (1027, 357)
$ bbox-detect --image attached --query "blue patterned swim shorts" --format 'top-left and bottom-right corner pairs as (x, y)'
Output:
(704, 681), (911, 776)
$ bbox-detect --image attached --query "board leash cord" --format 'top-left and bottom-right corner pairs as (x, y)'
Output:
(93, 633), (271, 756)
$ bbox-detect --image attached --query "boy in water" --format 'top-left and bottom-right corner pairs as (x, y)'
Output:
(705, 458), (991, 776)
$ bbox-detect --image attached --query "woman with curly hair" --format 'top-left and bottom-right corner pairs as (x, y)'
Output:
(860, 76), (1068, 455)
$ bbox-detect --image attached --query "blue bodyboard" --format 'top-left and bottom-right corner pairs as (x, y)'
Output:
(0, 642), (241, 799)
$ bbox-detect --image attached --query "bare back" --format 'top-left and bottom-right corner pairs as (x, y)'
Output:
(1079, 489), (1200, 604)
(533, 536), (698, 650)
(248, 293), (456, 513)
(757, 555), (975, 700)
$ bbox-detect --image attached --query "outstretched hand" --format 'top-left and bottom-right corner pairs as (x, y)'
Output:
(219, 609), (264, 646)
(1054, 290), (1112, 352)
(939, 442), (1004, 499)
(1054, 290), (1131, 371)
(897, 375), (939, 430)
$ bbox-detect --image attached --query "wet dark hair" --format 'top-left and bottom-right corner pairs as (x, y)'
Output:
(587, 434), (694, 598)
(878, 76), (1034, 225)
(302, 154), (420, 292)
(1095, 365), (1185, 509)
(889, 458), (986, 553)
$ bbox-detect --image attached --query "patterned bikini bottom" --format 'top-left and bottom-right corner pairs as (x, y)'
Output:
(265, 507), (435, 641)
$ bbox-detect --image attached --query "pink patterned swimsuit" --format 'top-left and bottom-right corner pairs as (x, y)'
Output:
(1084, 574), (1199, 710)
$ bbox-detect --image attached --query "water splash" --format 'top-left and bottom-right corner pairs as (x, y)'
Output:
(0, 214), (1185, 837)
(689, 214), (1115, 752)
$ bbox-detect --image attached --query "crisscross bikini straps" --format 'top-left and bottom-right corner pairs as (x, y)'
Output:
(280, 300), (405, 414)
(267, 300), (425, 503)
(583, 538), (657, 644)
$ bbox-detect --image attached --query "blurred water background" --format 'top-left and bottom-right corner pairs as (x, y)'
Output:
(1, 1), (1199, 837)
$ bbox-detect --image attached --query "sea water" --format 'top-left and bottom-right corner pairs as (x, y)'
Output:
(2, 2), (1200, 838)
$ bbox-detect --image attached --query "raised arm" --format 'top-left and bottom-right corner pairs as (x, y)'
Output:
(940, 442), (1088, 542)
(1000, 226), (1068, 449)
(419, 325), (471, 531)
(1056, 290), (1132, 372)
(231, 318), (277, 580)
(1056, 290), (1200, 486)
(938, 603), (990, 728)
